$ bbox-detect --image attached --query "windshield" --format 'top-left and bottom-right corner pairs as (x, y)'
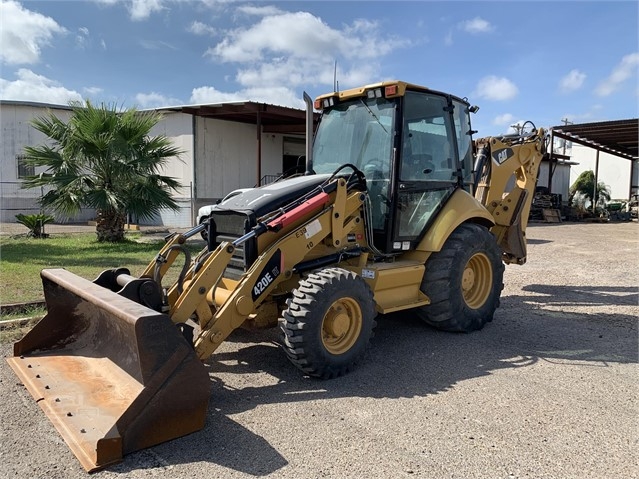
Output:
(312, 97), (395, 178)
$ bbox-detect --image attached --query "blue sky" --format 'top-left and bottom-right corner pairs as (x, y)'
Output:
(1, 0), (637, 135)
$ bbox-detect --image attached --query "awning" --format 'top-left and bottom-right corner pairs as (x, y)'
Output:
(551, 119), (638, 161)
(157, 101), (317, 134)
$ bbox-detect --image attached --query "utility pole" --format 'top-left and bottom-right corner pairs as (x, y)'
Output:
(509, 123), (524, 135)
(560, 117), (573, 155)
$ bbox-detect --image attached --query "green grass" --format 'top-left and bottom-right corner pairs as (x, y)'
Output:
(0, 233), (205, 308)
(0, 316), (42, 343)
(0, 304), (47, 321)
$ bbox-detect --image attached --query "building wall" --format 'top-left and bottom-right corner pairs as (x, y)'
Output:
(194, 116), (287, 206)
(0, 103), (95, 222)
(569, 144), (635, 200)
(145, 112), (196, 227)
(537, 162), (571, 201)
(0, 102), (305, 227)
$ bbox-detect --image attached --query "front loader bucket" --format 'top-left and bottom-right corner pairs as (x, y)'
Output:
(6, 269), (210, 472)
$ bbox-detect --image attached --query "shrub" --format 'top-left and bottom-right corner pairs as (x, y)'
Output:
(15, 213), (54, 238)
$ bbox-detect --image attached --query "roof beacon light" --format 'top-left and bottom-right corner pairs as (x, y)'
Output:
(385, 85), (398, 97)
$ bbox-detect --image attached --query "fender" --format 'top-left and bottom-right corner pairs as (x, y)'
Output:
(416, 188), (495, 252)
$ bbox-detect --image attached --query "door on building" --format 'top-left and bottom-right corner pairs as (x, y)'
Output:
(282, 136), (306, 177)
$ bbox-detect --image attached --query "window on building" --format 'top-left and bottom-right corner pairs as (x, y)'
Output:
(17, 155), (34, 179)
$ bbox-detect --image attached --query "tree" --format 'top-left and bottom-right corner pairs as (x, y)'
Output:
(22, 101), (183, 242)
(569, 170), (611, 210)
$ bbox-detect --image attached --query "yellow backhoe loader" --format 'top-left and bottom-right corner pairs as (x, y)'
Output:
(7, 80), (548, 472)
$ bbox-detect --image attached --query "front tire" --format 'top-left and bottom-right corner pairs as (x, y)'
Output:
(281, 268), (377, 379)
(415, 223), (504, 332)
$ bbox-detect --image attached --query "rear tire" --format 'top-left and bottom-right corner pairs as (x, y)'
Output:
(281, 267), (376, 379)
(415, 223), (504, 332)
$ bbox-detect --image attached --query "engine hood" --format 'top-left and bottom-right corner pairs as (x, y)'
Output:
(213, 174), (333, 218)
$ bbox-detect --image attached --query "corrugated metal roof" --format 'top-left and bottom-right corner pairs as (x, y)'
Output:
(0, 100), (73, 110)
(551, 119), (638, 160)
(155, 101), (315, 134)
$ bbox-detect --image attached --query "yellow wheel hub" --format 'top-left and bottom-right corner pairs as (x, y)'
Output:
(321, 297), (363, 355)
(462, 252), (493, 309)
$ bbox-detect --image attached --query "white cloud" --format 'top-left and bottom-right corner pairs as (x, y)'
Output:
(190, 85), (304, 109)
(135, 91), (183, 108)
(505, 121), (528, 134)
(129, 0), (164, 21)
(595, 52), (639, 96)
(0, 69), (82, 104)
(473, 76), (518, 101)
(235, 57), (377, 89)
(236, 5), (284, 17)
(75, 27), (90, 50)
(96, 0), (164, 21)
(460, 17), (494, 34)
(493, 113), (515, 126)
(203, 8), (409, 97)
(188, 21), (216, 36)
(0, 0), (67, 64)
(83, 86), (104, 96)
(559, 69), (586, 93)
(208, 12), (407, 63)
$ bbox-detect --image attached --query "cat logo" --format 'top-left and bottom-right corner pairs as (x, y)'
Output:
(493, 147), (514, 164)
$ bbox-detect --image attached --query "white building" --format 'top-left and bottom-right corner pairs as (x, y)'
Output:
(0, 101), (77, 223)
(569, 144), (637, 200)
(0, 100), (310, 226)
(551, 119), (639, 203)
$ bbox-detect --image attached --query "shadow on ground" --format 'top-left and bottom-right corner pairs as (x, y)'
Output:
(112, 284), (638, 475)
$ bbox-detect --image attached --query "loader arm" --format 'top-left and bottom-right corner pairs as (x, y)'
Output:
(473, 128), (547, 264)
(163, 178), (366, 360)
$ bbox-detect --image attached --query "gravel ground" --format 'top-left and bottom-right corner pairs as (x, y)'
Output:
(1, 222), (637, 479)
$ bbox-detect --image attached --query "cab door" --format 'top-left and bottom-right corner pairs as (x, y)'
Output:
(391, 92), (459, 252)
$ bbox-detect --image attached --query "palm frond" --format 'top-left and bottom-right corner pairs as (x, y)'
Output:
(23, 101), (185, 227)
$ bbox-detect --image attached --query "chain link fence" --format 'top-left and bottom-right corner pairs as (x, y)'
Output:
(1, 181), (195, 227)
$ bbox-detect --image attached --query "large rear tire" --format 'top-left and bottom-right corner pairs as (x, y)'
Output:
(415, 223), (504, 332)
(281, 267), (377, 379)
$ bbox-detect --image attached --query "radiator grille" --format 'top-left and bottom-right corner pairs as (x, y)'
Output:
(209, 212), (255, 280)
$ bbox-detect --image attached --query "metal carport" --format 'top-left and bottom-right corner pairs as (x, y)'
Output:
(159, 101), (318, 185)
(550, 119), (638, 203)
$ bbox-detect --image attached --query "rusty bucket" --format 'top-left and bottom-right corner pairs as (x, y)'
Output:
(6, 269), (210, 472)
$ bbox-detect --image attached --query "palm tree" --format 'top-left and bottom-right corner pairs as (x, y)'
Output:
(569, 170), (611, 211)
(22, 101), (183, 242)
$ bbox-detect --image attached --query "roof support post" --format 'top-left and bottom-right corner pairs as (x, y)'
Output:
(629, 160), (636, 200)
(256, 109), (262, 186)
(593, 149), (600, 213)
(548, 131), (555, 192)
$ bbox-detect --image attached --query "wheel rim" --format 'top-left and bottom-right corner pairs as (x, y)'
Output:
(461, 252), (493, 309)
(321, 297), (363, 355)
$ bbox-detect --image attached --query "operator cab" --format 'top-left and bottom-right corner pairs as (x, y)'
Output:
(311, 81), (475, 254)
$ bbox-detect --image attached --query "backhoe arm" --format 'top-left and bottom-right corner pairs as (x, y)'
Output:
(474, 128), (547, 264)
